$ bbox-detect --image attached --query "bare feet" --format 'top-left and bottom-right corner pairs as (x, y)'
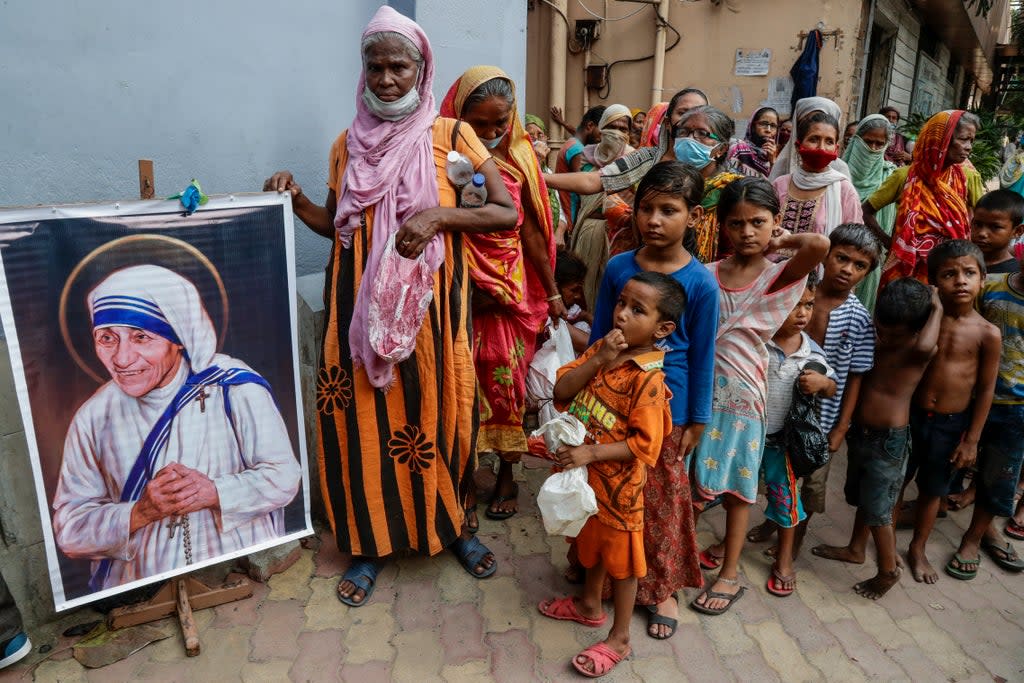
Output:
(811, 544), (865, 564)
(907, 545), (938, 584)
(747, 519), (778, 543)
(947, 487), (976, 511)
(853, 567), (902, 600)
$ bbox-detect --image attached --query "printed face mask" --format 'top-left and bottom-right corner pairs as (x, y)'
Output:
(798, 146), (839, 170)
(674, 137), (715, 169)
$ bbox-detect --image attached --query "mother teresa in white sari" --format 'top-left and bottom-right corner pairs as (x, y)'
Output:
(52, 265), (301, 591)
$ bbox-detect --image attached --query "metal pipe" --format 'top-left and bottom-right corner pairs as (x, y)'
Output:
(548, 0), (569, 136)
(650, 0), (670, 107)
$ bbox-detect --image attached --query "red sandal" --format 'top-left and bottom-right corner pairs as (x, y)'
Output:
(572, 642), (631, 678)
(538, 596), (607, 627)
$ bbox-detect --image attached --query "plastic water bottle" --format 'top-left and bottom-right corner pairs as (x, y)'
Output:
(461, 173), (487, 208)
(446, 150), (474, 188)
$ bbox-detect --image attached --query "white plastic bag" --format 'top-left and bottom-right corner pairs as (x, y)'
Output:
(526, 320), (576, 424)
(537, 468), (598, 536)
(533, 413), (597, 536)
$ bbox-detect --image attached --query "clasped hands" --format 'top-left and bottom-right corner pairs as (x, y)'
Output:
(130, 463), (220, 533)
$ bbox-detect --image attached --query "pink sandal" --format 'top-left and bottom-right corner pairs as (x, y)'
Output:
(538, 596), (607, 627)
(572, 642), (631, 678)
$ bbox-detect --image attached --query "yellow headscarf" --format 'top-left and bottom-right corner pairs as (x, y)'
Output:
(439, 65), (554, 244)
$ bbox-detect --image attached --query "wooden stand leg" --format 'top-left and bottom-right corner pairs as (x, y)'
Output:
(108, 574), (254, 656)
(176, 578), (200, 657)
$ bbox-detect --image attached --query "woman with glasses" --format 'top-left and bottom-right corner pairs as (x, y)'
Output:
(727, 107), (779, 178)
(543, 102), (742, 265)
(673, 106), (745, 263)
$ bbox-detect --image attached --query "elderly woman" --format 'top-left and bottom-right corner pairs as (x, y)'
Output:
(842, 114), (898, 311)
(264, 7), (516, 607)
(439, 66), (561, 522)
(878, 110), (980, 285)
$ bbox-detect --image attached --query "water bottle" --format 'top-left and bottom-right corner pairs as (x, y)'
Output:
(461, 173), (487, 208)
(446, 150), (475, 188)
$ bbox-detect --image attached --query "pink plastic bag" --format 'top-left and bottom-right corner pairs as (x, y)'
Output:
(368, 235), (437, 363)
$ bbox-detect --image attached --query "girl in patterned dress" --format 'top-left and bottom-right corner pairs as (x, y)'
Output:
(690, 177), (830, 615)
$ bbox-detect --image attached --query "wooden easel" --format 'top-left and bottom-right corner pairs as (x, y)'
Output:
(105, 161), (255, 657)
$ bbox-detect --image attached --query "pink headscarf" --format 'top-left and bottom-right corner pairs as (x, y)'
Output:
(334, 5), (441, 388)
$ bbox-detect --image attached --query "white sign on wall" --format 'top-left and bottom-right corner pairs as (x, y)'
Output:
(735, 49), (772, 77)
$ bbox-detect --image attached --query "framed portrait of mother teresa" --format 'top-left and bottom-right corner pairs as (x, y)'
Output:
(0, 193), (311, 610)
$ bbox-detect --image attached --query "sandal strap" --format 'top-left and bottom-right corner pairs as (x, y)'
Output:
(715, 576), (739, 586)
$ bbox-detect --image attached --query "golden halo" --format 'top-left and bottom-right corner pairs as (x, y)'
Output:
(58, 235), (229, 383)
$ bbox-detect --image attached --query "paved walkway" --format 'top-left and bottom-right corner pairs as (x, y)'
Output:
(4, 452), (1024, 682)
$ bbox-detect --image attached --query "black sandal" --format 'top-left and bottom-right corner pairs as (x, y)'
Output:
(644, 595), (678, 640)
(485, 483), (519, 520)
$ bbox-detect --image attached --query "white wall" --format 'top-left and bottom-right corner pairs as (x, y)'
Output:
(0, 0), (529, 276)
(417, 0), (528, 105)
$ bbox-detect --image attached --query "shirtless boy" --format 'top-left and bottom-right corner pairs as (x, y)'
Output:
(815, 278), (942, 599)
(904, 241), (1000, 583)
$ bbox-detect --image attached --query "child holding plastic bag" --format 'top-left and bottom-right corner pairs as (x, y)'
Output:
(537, 272), (678, 678)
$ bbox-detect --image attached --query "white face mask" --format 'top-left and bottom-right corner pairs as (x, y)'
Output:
(362, 84), (421, 121)
(482, 132), (506, 150)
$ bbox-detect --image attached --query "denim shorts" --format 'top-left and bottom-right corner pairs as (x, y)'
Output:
(976, 403), (1024, 517)
(905, 406), (969, 497)
(844, 424), (911, 527)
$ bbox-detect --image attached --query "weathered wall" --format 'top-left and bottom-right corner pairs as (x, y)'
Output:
(875, 0), (923, 116)
(526, 0), (867, 137)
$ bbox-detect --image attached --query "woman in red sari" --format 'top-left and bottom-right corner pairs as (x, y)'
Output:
(880, 110), (979, 286)
(440, 66), (563, 523)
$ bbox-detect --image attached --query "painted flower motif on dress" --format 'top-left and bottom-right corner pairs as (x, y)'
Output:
(493, 365), (513, 387)
(316, 365), (353, 413)
(388, 425), (435, 474)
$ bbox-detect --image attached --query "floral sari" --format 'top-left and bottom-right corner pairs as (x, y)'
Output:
(440, 66), (555, 455)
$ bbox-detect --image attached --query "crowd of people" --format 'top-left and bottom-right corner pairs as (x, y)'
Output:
(254, 6), (1024, 679)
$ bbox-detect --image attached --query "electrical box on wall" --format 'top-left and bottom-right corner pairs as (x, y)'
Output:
(586, 64), (608, 90)
(574, 19), (601, 47)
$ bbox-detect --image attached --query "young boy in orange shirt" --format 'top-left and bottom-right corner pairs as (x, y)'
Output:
(538, 272), (679, 678)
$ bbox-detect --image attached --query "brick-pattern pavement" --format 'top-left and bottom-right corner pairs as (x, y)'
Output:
(4, 451), (1024, 682)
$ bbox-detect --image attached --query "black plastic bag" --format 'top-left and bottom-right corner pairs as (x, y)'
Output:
(782, 372), (830, 478)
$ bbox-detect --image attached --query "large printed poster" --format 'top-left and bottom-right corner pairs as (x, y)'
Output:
(0, 194), (311, 610)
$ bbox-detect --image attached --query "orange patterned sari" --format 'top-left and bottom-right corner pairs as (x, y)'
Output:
(880, 110), (970, 286)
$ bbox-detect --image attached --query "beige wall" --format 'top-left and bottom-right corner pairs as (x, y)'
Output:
(526, 0), (867, 139)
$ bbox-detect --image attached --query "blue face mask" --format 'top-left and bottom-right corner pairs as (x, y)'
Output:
(674, 137), (714, 169)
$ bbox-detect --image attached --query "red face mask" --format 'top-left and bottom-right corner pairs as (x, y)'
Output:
(798, 146), (838, 170)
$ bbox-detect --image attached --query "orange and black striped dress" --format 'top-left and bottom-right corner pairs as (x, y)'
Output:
(317, 118), (488, 558)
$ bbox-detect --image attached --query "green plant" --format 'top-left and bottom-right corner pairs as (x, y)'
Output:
(898, 109), (1024, 182)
